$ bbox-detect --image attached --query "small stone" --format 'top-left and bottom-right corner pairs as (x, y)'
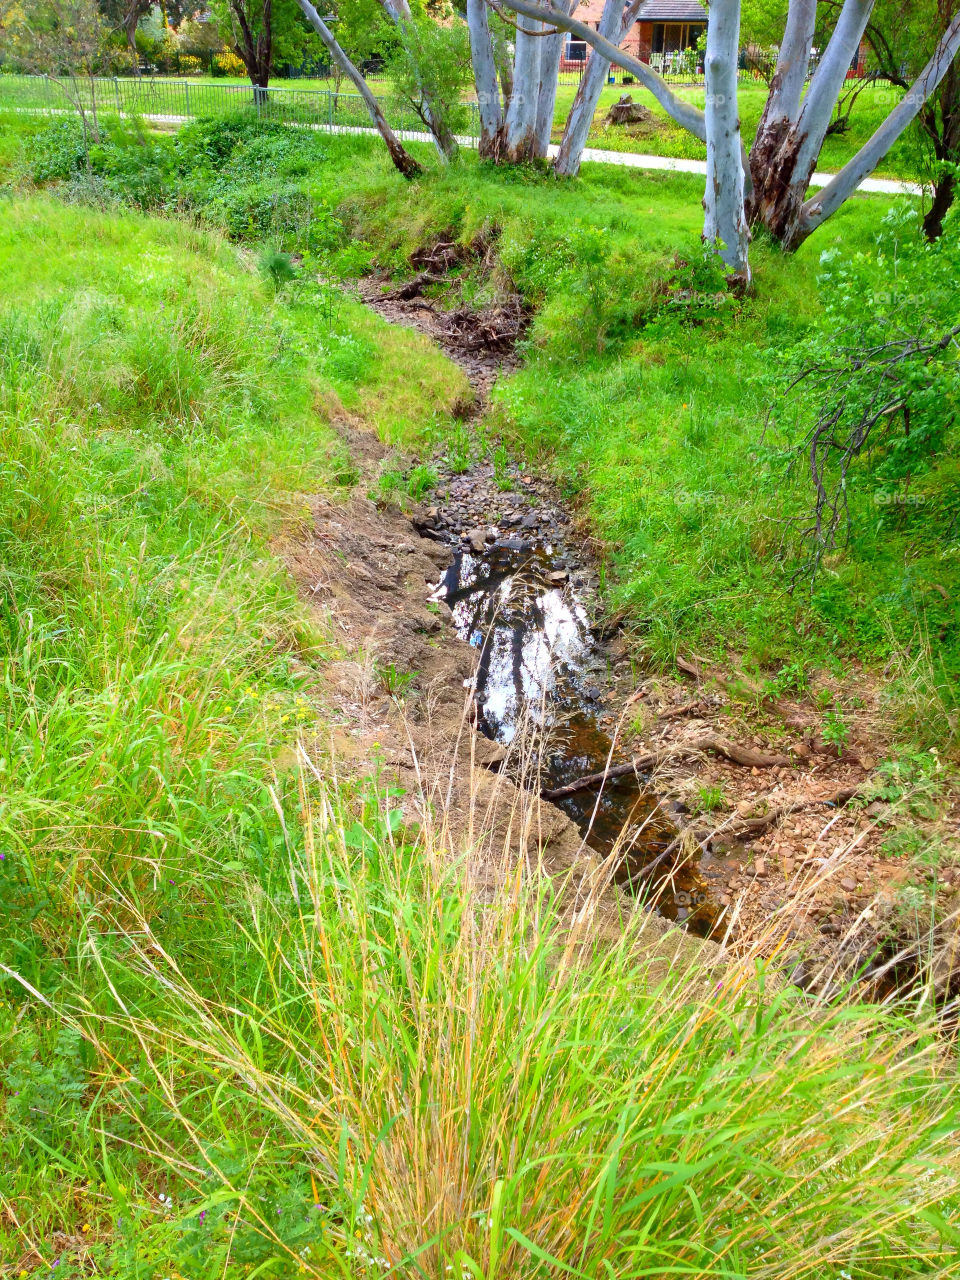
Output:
(754, 858), (767, 877)
(468, 529), (487, 553)
(840, 876), (857, 892)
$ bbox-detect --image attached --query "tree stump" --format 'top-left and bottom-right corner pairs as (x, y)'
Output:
(604, 94), (655, 127)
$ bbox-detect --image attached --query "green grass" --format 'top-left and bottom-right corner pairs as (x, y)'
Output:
(0, 71), (432, 134)
(1, 131), (958, 1279)
(0, 72), (922, 181)
(322, 147), (958, 732)
(0, 193), (463, 1270)
(549, 80), (919, 181)
(4, 111), (954, 732)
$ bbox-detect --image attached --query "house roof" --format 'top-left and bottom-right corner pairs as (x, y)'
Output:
(632, 0), (708, 21)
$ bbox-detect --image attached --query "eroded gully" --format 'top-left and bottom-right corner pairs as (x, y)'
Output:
(360, 278), (721, 939)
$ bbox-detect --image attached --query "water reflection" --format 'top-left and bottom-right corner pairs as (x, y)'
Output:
(434, 541), (720, 936)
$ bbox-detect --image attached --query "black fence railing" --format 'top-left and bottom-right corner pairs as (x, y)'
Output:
(0, 75), (479, 140)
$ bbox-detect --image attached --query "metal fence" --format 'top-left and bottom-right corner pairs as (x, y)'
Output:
(558, 43), (790, 86)
(0, 74), (479, 139)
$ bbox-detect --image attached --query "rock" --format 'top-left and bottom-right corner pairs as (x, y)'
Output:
(521, 514), (539, 530)
(468, 528), (487, 553)
(754, 858), (767, 877)
(499, 537), (530, 551)
(840, 876), (858, 892)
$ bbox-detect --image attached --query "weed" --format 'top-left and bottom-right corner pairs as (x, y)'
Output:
(375, 660), (417, 699)
(445, 419), (474, 474)
(695, 781), (728, 812)
(821, 707), (851, 755)
(492, 442), (513, 491)
(258, 245), (296, 295)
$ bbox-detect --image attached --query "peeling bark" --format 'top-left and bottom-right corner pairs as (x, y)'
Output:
(748, 0), (876, 241)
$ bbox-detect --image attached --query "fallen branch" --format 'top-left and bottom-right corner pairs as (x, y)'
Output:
(381, 272), (444, 300)
(623, 784), (865, 890)
(721, 784), (863, 841)
(659, 699), (707, 720)
(541, 735), (792, 800)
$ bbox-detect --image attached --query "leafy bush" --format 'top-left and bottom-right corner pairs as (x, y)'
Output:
(21, 117), (89, 181)
(18, 115), (343, 250)
(773, 205), (960, 563)
(212, 49), (248, 77)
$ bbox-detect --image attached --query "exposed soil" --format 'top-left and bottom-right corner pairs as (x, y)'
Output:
(279, 411), (710, 982)
(294, 254), (959, 1000)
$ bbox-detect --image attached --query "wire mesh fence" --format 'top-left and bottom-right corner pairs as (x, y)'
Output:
(0, 74), (476, 140)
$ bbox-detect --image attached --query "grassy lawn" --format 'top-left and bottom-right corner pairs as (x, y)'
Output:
(0, 71), (920, 180)
(550, 79), (918, 180)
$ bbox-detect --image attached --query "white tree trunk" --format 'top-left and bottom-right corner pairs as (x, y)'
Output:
(503, 16), (543, 161)
(790, 0), (875, 183)
(761, 0), (817, 131)
(746, 0), (876, 239)
(702, 0), (750, 280)
(553, 0), (623, 176)
(796, 10), (960, 243)
(378, 0), (457, 161)
(467, 0), (503, 156)
(534, 0), (575, 156)
(294, 0), (423, 178)
(498, 0), (707, 141)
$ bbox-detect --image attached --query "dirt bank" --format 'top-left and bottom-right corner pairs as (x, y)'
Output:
(291, 265), (960, 999)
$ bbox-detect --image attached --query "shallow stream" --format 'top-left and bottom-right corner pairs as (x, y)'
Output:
(433, 536), (720, 937)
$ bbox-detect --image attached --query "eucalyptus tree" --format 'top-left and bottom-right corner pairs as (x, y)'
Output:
(294, 0), (423, 176)
(498, 0), (960, 254)
(376, 0), (460, 159)
(861, 0), (960, 238)
(466, 0), (503, 154)
(553, 0), (642, 176)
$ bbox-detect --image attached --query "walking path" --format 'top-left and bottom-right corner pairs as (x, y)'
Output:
(11, 106), (923, 196)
